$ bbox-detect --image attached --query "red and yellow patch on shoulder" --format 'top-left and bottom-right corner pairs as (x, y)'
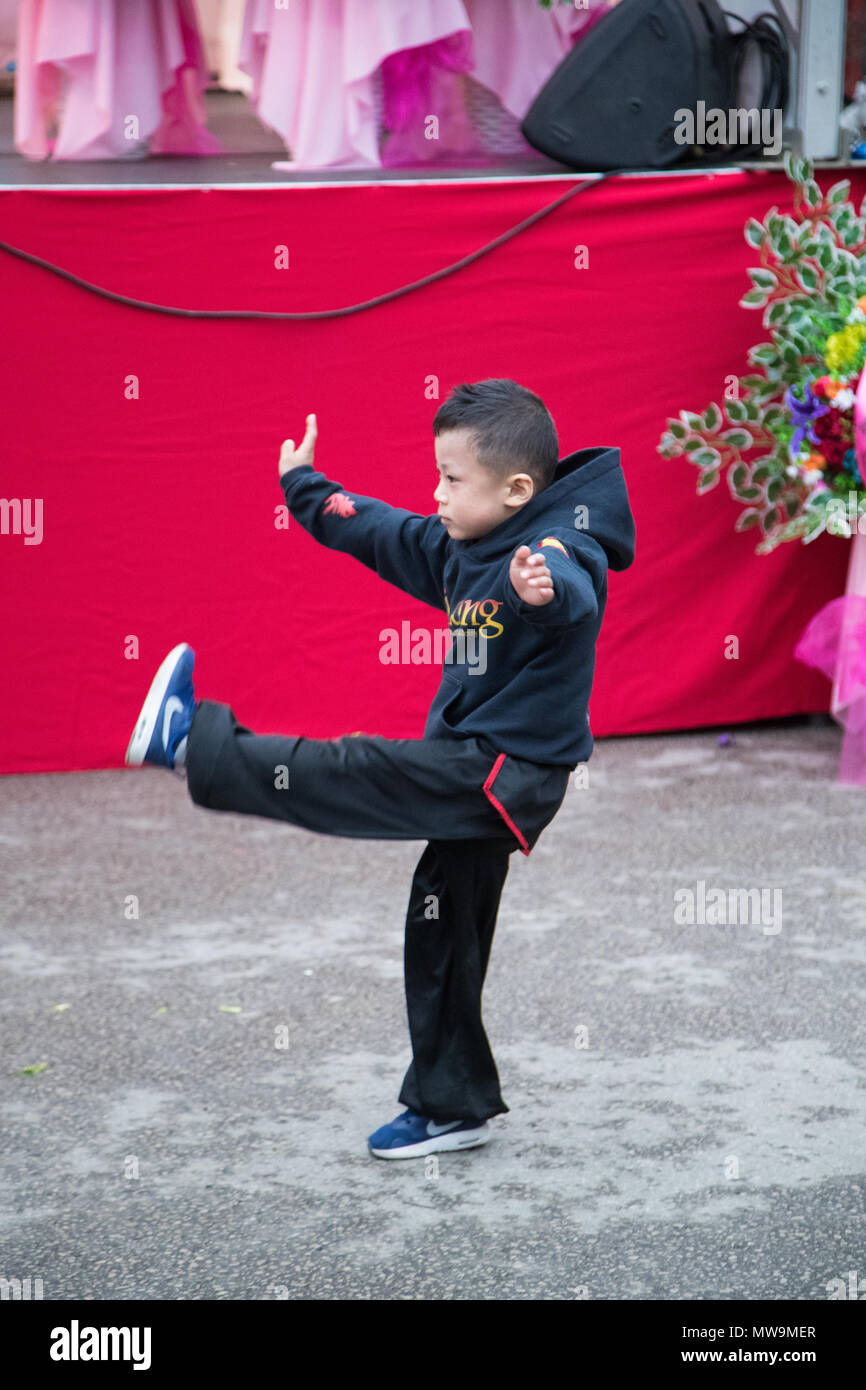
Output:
(537, 536), (568, 555)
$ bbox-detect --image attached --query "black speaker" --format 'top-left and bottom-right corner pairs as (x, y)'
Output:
(521, 0), (735, 171)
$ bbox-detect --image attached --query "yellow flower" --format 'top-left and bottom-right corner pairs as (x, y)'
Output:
(825, 324), (866, 374)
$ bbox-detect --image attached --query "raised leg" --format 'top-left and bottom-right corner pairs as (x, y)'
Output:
(184, 698), (517, 844)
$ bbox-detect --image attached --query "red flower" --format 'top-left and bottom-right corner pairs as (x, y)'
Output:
(811, 407), (854, 472)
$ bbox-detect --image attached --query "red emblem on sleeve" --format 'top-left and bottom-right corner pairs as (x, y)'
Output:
(323, 492), (357, 517)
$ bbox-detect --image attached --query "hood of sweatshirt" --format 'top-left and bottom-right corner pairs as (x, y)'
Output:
(451, 445), (635, 573)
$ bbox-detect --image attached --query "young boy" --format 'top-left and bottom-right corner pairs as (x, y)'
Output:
(125, 378), (635, 1160)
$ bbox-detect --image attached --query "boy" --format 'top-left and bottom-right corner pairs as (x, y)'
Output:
(125, 379), (635, 1159)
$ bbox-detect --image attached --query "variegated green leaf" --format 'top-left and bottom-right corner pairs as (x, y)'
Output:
(749, 268), (777, 289)
(745, 218), (767, 247)
(802, 510), (828, 543)
(723, 430), (753, 449)
(681, 410), (705, 430)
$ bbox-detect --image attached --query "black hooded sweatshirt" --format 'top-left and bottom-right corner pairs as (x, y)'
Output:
(279, 446), (635, 768)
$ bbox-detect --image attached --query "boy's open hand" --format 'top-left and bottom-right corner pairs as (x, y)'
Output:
(510, 545), (554, 605)
(279, 414), (317, 477)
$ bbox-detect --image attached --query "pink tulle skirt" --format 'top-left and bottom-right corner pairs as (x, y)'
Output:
(10, 0), (623, 166)
(795, 589), (866, 785)
(15, 0), (220, 160)
(242, 0), (620, 171)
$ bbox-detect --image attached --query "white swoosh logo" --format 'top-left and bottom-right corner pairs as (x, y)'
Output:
(426, 1119), (462, 1137)
(162, 696), (183, 751)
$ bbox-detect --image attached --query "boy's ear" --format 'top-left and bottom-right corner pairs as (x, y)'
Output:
(507, 473), (535, 505)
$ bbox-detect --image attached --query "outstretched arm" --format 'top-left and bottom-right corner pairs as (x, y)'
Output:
(278, 415), (448, 612)
(505, 540), (602, 627)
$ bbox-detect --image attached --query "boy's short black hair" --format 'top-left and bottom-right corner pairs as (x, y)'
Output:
(432, 379), (559, 493)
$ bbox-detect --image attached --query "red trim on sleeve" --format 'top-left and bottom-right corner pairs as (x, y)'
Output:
(482, 753), (531, 857)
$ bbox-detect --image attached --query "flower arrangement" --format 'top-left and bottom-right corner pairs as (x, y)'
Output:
(658, 150), (866, 552)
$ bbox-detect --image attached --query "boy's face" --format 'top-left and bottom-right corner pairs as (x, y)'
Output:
(433, 429), (535, 541)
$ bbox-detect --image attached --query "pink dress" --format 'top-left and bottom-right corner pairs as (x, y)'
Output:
(237, 0), (621, 171)
(15, 0), (221, 160)
(376, 0), (582, 170)
(241, 0), (472, 170)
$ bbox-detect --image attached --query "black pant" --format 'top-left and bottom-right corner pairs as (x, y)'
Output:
(184, 699), (571, 1123)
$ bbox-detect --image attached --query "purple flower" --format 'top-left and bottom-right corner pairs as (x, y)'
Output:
(785, 383), (830, 460)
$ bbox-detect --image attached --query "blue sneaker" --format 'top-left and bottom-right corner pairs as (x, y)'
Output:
(368, 1109), (491, 1159)
(125, 643), (197, 770)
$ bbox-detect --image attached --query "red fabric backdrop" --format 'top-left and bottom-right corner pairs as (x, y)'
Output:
(2, 170), (859, 774)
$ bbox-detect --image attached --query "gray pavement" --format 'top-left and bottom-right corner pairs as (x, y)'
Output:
(1, 718), (864, 1301)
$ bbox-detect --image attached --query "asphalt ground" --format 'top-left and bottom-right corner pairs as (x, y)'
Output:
(1, 716), (864, 1302)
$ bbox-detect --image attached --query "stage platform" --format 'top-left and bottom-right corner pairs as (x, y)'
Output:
(1, 87), (853, 188)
